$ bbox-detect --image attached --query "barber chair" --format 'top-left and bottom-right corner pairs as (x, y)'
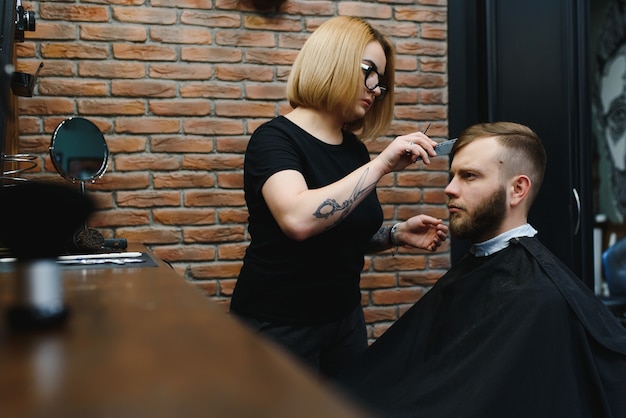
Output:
(601, 236), (626, 327)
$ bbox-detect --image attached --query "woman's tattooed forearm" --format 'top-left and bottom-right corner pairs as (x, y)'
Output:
(313, 168), (376, 227)
(366, 225), (393, 253)
(314, 198), (350, 219)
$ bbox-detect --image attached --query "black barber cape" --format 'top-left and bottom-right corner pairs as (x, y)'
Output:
(336, 237), (626, 418)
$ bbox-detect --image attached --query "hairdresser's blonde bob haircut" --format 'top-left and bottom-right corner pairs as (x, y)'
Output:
(286, 16), (395, 140)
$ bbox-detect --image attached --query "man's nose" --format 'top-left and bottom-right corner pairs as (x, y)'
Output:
(444, 178), (457, 196)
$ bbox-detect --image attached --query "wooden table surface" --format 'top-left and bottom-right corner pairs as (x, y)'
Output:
(0, 244), (370, 418)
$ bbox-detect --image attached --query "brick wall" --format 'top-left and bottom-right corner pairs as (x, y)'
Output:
(15, 0), (449, 341)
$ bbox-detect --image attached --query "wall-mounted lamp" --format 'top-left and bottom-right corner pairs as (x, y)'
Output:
(14, 0), (35, 42)
(11, 61), (42, 97)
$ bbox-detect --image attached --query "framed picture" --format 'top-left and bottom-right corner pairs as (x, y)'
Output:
(591, 0), (626, 224)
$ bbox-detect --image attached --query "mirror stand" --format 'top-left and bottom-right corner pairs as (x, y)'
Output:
(49, 117), (127, 253)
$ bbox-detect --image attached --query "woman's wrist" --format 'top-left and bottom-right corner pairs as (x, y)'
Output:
(389, 222), (401, 256)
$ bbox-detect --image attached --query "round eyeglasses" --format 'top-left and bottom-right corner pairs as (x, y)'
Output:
(360, 63), (388, 100)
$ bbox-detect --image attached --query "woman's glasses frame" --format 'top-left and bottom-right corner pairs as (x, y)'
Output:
(360, 63), (388, 100)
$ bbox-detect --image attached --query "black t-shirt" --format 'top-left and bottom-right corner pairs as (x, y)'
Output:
(230, 116), (383, 325)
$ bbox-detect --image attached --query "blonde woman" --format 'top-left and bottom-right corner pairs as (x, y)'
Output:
(230, 16), (447, 378)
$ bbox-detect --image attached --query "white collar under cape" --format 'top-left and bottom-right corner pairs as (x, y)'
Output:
(470, 224), (538, 257)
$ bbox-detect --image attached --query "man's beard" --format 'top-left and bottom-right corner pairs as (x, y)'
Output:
(450, 186), (507, 242)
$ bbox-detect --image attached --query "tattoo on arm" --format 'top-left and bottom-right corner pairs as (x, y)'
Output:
(366, 225), (393, 253)
(313, 168), (377, 229)
(314, 198), (349, 219)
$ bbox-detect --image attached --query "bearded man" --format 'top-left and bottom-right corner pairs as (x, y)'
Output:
(336, 122), (626, 418)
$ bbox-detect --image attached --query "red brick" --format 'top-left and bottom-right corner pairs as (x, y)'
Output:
(153, 172), (216, 189)
(15, 42), (35, 58)
(115, 117), (180, 134)
(117, 227), (181, 244)
(114, 154), (180, 171)
(151, 27), (212, 45)
(181, 47), (242, 63)
(182, 154), (243, 170)
(78, 99), (146, 115)
(191, 281), (218, 298)
(113, 44), (177, 61)
(243, 15), (303, 31)
(31, 22), (78, 40)
(215, 100), (276, 118)
(89, 209), (152, 228)
(112, 7), (177, 24)
(245, 49), (299, 65)
(360, 273), (397, 290)
(184, 190), (246, 207)
(396, 7), (447, 23)
(216, 136), (249, 153)
(215, 30), (275, 47)
(80, 24), (147, 42)
(152, 244), (217, 262)
(150, 100), (212, 116)
(79, 61), (146, 79)
(39, 4), (109, 22)
(215, 64), (274, 81)
(87, 172), (151, 190)
(219, 279), (237, 296)
(373, 255), (428, 272)
(102, 137), (148, 153)
(116, 190), (182, 208)
(150, 64), (212, 80)
(421, 23), (447, 41)
(180, 82), (243, 99)
(152, 0), (213, 8)
(183, 118), (245, 135)
(39, 77), (108, 96)
(363, 306), (398, 323)
(189, 262), (243, 279)
(153, 208), (216, 225)
(218, 208), (250, 224)
(371, 287), (427, 305)
(217, 243), (248, 260)
(181, 11), (241, 28)
(18, 97), (75, 115)
(217, 172), (243, 189)
(279, 1), (334, 16)
(111, 80), (177, 98)
(151, 136), (214, 153)
(338, 2), (393, 19)
(42, 43), (109, 59)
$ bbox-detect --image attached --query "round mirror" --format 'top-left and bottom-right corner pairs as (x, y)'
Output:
(49, 117), (109, 183)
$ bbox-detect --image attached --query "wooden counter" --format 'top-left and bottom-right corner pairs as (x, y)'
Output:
(0, 244), (370, 418)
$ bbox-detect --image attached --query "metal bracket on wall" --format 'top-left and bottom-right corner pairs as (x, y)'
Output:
(1, 153), (37, 185)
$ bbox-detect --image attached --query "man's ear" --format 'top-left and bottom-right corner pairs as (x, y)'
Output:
(510, 175), (531, 207)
